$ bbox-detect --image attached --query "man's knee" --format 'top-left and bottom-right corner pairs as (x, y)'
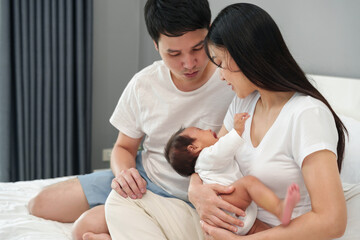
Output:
(28, 178), (89, 222)
(28, 190), (49, 218)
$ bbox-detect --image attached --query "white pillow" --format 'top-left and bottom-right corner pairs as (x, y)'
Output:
(308, 74), (360, 121)
(340, 115), (360, 184)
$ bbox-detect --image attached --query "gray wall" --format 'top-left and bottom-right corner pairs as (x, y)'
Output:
(208, 0), (360, 78)
(138, 0), (360, 78)
(91, 0), (140, 170)
(91, 0), (360, 171)
(138, 0), (161, 70)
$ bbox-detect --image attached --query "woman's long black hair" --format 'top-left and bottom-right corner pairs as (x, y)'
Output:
(205, 3), (347, 172)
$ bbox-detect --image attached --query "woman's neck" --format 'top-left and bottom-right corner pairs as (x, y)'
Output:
(257, 90), (295, 112)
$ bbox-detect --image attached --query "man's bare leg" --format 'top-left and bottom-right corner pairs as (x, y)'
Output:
(72, 205), (111, 240)
(28, 177), (89, 222)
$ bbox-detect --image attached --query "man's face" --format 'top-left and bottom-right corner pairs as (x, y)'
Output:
(155, 29), (210, 85)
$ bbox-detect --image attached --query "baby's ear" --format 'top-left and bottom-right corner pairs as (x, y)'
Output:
(187, 144), (199, 153)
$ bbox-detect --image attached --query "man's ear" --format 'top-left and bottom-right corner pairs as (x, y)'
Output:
(153, 40), (159, 51)
(187, 144), (199, 153)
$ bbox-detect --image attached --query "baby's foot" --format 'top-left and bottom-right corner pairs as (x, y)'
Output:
(281, 183), (300, 225)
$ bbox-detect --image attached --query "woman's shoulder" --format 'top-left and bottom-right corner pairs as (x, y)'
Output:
(287, 93), (333, 120)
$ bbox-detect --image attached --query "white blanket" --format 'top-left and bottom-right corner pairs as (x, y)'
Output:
(0, 177), (74, 240)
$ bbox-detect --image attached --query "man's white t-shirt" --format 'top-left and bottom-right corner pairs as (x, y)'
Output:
(224, 91), (338, 226)
(110, 60), (235, 201)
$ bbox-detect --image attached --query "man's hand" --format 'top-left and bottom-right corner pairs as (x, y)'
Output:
(189, 174), (246, 233)
(201, 220), (239, 240)
(111, 168), (147, 199)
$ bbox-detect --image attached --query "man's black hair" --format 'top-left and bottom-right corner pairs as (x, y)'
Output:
(144, 0), (211, 45)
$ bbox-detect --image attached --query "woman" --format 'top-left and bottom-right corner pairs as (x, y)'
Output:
(188, 3), (348, 239)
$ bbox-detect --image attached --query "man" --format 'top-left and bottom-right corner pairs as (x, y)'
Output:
(29, 0), (235, 239)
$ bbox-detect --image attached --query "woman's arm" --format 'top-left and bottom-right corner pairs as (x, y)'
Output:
(202, 150), (347, 240)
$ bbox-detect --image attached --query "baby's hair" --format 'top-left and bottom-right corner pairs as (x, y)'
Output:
(164, 127), (199, 177)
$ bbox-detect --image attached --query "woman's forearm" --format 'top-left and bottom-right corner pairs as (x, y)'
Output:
(244, 152), (346, 240)
(243, 209), (345, 240)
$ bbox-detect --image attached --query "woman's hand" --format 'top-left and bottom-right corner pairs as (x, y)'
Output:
(189, 174), (245, 233)
(111, 167), (147, 199)
(201, 220), (240, 240)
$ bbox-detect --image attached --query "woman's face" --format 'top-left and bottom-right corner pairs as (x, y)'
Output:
(209, 45), (256, 98)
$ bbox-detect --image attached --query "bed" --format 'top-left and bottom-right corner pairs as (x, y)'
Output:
(0, 74), (359, 240)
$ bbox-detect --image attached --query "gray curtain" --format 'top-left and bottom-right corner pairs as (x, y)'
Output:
(0, 0), (93, 182)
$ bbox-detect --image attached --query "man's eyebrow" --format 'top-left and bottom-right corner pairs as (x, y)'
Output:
(167, 49), (181, 53)
(192, 40), (204, 48)
(166, 40), (205, 53)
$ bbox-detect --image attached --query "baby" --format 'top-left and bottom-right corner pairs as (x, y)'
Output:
(164, 113), (300, 235)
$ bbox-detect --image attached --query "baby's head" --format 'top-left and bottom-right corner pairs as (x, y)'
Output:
(164, 127), (218, 177)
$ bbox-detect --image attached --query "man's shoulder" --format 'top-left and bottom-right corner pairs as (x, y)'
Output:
(133, 60), (167, 79)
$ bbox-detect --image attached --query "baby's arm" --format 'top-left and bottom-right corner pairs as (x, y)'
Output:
(234, 113), (250, 137)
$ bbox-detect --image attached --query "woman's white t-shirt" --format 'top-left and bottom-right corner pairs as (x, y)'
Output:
(110, 60), (235, 201)
(224, 91), (338, 226)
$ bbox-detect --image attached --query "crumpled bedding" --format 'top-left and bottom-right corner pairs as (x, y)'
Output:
(0, 178), (359, 239)
(0, 177), (74, 240)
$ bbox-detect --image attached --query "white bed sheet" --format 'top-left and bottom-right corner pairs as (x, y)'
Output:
(0, 177), (74, 240)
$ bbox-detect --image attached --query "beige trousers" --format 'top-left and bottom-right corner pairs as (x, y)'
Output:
(105, 189), (204, 240)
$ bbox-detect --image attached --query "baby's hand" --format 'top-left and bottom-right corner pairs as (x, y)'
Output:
(234, 113), (250, 136)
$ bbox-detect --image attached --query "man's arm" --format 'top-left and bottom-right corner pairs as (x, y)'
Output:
(110, 132), (146, 199)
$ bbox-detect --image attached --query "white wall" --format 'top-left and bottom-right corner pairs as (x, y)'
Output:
(91, 0), (140, 170)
